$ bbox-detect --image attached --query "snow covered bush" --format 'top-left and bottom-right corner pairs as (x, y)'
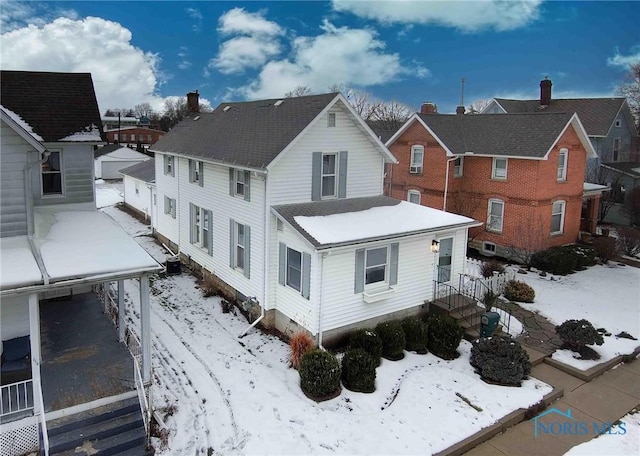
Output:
(470, 336), (532, 386)
(375, 321), (406, 361)
(480, 259), (505, 278)
(616, 226), (640, 257)
(349, 329), (383, 366)
(289, 331), (314, 370)
(341, 348), (376, 393)
(427, 315), (463, 360)
(299, 349), (341, 401)
(503, 280), (535, 303)
(555, 319), (604, 358)
(400, 317), (428, 354)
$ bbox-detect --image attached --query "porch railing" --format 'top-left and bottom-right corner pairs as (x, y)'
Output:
(34, 378), (49, 456)
(0, 379), (34, 418)
(133, 358), (151, 445)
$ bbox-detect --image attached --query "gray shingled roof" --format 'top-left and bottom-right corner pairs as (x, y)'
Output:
(366, 120), (404, 143)
(94, 144), (125, 158)
(120, 158), (155, 183)
(1, 70), (106, 142)
(418, 112), (574, 158)
(601, 161), (640, 179)
(494, 98), (626, 137)
(151, 93), (339, 169)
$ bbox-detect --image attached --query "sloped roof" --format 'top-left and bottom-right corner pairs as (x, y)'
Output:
(366, 120), (404, 143)
(493, 98), (626, 137)
(417, 112), (575, 158)
(601, 161), (640, 179)
(120, 158), (156, 183)
(94, 144), (124, 158)
(0, 70), (106, 142)
(151, 93), (340, 169)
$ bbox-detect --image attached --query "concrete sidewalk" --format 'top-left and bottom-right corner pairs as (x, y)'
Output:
(464, 359), (640, 455)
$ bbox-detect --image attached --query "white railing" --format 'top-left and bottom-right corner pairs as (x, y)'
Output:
(133, 358), (151, 443)
(0, 379), (34, 418)
(464, 258), (516, 296)
(34, 379), (49, 456)
(125, 327), (142, 364)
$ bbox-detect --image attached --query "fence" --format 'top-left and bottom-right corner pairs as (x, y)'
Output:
(133, 357), (151, 445)
(0, 380), (33, 418)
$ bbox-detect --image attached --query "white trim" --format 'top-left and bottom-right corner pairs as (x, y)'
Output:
(407, 189), (421, 204)
(320, 152), (338, 199)
(453, 156), (464, 177)
(0, 108), (47, 152)
(327, 112), (336, 128)
(550, 200), (566, 235)
(542, 114), (597, 159)
(557, 148), (568, 181)
(285, 246), (303, 293)
(492, 157), (508, 180)
(482, 241), (497, 255)
(487, 199), (504, 233)
(41, 149), (65, 197)
(386, 114), (455, 156)
(479, 99), (508, 114)
(364, 245), (389, 289)
(409, 145), (424, 173)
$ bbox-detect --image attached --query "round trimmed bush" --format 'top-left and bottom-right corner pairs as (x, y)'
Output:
(375, 321), (406, 361)
(349, 329), (383, 366)
(400, 317), (428, 354)
(299, 349), (341, 401)
(503, 280), (535, 303)
(470, 336), (532, 386)
(555, 319), (604, 353)
(427, 315), (463, 360)
(341, 348), (377, 393)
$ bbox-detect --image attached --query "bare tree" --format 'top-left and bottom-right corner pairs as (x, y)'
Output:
(617, 61), (640, 131)
(134, 102), (153, 118)
(285, 86), (312, 97)
(370, 100), (413, 129)
(468, 98), (492, 114)
(622, 187), (640, 226)
(504, 215), (548, 266)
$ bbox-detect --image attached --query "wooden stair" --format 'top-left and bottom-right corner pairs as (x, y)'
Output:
(431, 294), (505, 341)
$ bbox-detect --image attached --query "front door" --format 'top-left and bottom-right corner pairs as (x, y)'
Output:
(437, 237), (453, 283)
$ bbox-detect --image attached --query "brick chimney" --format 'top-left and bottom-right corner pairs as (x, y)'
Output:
(456, 105), (465, 115)
(187, 90), (199, 113)
(540, 78), (552, 106)
(420, 102), (437, 114)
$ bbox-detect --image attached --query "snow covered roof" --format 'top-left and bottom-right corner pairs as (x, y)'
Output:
(0, 237), (42, 290)
(583, 182), (610, 197)
(0, 104), (44, 141)
(273, 196), (479, 249)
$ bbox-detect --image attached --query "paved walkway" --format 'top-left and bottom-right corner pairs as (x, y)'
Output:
(501, 300), (564, 356)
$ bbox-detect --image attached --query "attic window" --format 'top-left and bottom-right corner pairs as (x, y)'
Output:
(274, 100), (284, 107)
(615, 119), (621, 127)
(223, 106), (231, 112)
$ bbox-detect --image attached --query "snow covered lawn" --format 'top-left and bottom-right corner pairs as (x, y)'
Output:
(95, 179), (123, 208)
(516, 265), (640, 371)
(99, 202), (553, 455)
(564, 410), (640, 455)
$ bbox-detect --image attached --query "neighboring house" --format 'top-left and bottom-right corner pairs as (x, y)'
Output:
(105, 126), (165, 149)
(150, 92), (479, 344)
(600, 161), (640, 204)
(482, 78), (640, 181)
(101, 115), (139, 131)
(385, 110), (604, 260)
(1, 70), (160, 454)
(94, 143), (150, 179)
(120, 158), (157, 225)
(366, 119), (403, 144)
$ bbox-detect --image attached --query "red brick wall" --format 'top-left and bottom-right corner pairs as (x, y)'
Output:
(106, 127), (165, 145)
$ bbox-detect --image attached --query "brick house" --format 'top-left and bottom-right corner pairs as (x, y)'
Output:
(385, 108), (606, 260)
(105, 126), (165, 149)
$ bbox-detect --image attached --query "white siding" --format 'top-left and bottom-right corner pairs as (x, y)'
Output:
(0, 121), (30, 237)
(123, 175), (153, 220)
(268, 100), (385, 206)
(155, 152), (179, 244)
(0, 295), (30, 340)
(177, 158), (266, 303)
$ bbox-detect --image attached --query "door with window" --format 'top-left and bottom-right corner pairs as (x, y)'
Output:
(437, 237), (453, 283)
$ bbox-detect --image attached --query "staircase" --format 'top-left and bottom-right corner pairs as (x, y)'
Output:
(46, 397), (153, 455)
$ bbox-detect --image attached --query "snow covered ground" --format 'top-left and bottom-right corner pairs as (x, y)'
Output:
(564, 410), (640, 455)
(95, 179), (124, 208)
(99, 200), (552, 455)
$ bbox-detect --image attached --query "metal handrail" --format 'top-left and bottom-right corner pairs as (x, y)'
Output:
(458, 274), (513, 336)
(0, 379), (34, 417)
(133, 358), (151, 444)
(34, 378), (49, 456)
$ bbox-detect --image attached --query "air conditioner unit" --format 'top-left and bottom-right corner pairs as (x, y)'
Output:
(410, 166), (422, 174)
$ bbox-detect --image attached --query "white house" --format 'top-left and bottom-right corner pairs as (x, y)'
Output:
(120, 158), (157, 225)
(150, 92), (480, 344)
(94, 143), (150, 179)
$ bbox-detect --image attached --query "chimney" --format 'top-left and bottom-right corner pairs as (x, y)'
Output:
(187, 90), (199, 113)
(540, 77), (552, 106)
(456, 105), (465, 115)
(420, 102), (437, 114)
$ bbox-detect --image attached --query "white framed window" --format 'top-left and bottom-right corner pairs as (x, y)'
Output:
(410, 145), (424, 174)
(164, 155), (175, 176)
(190, 204), (212, 252)
(327, 112), (336, 127)
(189, 159), (203, 185)
(278, 243), (310, 298)
(235, 169), (246, 197)
(613, 138), (621, 161)
(550, 200), (566, 234)
(138, 134), (144, 142)
(492, 157), (508, 180)
(130, 134), (135, 141)
(615, 119), (621, 127)
(482, 242), (497, 255)
(365, 246), (388, 287)
(193, 206), (201, 244)
(235, 222), (246, 270)
(164, 196), (176, 218)
(321, 153), (338, 198)
(453, 157), (463, 177)
(114, 133), (119, 141)
(557, 148), (568, 181)
(41, 150), (63, 195)
(286, 248), (303, 292)
(135, 182), (140, 195)
(487, 199), (504, 233)
(407, 190), (421, 204)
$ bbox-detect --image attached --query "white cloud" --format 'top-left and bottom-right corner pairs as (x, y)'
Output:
(177, 46), (192, 70)
(1, 0), (78, 32)
(217, 7), (283, 36)
(185, 7), (203, 32)
(607, 46), (640, 68)
(0, 16), (166, 111)
(332, 0), (543, 32)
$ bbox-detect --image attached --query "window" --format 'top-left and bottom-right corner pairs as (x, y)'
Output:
(328, 112), (336, 127)
(164, 196), (176, 218)
(407, 190), (421, 204)
(487, 199), (504, 233)
(482, 242), (497, 255)
(130, 134), (135, 141)
(193, 206), (201, 244)
(235, 169), (246, 196)
(557, 148), (568, 181)
(286, 248), (302, 292)
(114, 133), (118, 141)
(453, 157), (463, 177)
(235, 223), (245, 270)
(365, 247), (388, 286)
(278, 243), (310, 298)
(410, 145), (424, 174)
(189, 160), (203, 185)
(135, 182), (140, 195)
(615, 119), (621, 127)
(230, 220), (250, 278)
(550, 200), (565, 234)
(321, 153), (337, 198)
(492, 158), (508, 179)
(138, 134), (144, 142)
(41, 150), (63, 195)
(164, 155), (175, 176)
(355, 244), (398, 294)
(613, 138), (621, 161)
(229, 168), (251, 201)
(190, 204), (212, 252)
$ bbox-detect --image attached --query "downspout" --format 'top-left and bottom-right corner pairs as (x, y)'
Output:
(317, 251), (327, 350)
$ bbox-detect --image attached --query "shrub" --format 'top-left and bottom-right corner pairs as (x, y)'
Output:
(349, 329), (383, 366)
(482, 290), (499, 312)
(427, 315), (463, 360)
(470, 336), (532, 386)
(503, 280), (535, 303)
(480, 259), (506, 278)
(299, 349), (341, 400)
(400, 317), (428, 354)
(616, 226), (640, 257)
(341, 348), (377, 393)
(531, 245), (597, 274)
(593, 236), (619, 263)
(375, 321), (406, 361)
(555, 319), (604, 353)
(289, 331), (314, 370)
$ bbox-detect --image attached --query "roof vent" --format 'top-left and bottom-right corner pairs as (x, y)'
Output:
(274, 100), (284, 107)
(223, 106), (231, 112)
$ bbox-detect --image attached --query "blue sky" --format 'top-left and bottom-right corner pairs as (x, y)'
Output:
(1, 1), (638, 114)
